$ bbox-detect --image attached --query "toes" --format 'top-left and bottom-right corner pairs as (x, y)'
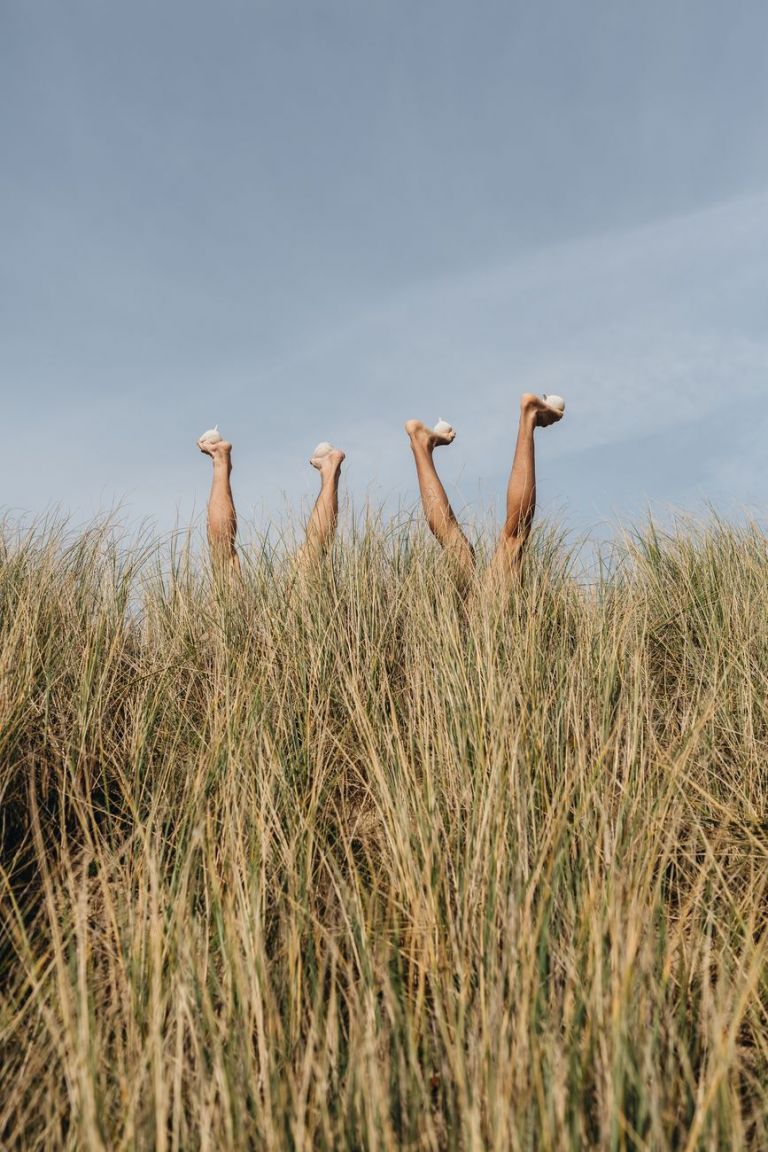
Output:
(405, 419), (455, 448)
(310, 446), (344, 470)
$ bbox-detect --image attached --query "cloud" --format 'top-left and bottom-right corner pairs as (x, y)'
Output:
(218, 190), (768, 535)
(7, 189), (765, 540)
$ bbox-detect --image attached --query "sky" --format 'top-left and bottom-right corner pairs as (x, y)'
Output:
(3, 0), (768, 550)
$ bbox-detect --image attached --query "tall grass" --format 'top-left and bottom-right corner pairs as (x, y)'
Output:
(1, 511), (767, 1150)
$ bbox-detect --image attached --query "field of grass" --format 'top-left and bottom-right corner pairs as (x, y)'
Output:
(1, 512), (767, 1150)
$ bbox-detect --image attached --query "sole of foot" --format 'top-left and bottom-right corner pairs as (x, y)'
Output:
(405, 419), (456, 448)
(521, 393), (565, 428)
(310, 444), (345, 470)
(198, 437), (232, 457)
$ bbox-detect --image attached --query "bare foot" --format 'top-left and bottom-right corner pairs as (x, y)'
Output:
(310, 443), (345, 472)
(405, 419), (456, 451)
(520, 393), (565, 428)
(198, 437), (233, 459)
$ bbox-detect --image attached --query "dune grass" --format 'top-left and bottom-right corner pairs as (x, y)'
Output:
(1, 511), (767, 1150)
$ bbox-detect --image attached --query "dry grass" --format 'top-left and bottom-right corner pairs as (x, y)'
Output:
(1, 512), (767, 1150)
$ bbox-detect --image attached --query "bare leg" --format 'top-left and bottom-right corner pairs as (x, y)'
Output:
(296, 443), (346, 569)
(198, 437), (241, 575)
(490, 393), (563, 582)
(405, 420), (475, 586)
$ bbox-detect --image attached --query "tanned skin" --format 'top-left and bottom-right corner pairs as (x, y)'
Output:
(404, 418), (476, 590)
(197, 437), (241, 575)
(198, 437), (345, 573)
(295, 444), (346, 570)
(489, 393), (563, 581)
(405, 393), (563, 588)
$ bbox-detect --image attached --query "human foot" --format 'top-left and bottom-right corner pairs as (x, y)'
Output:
(520, 393), (565, 428)
(404, 418), (456, 451)
(310, 442), (345, 472)
(197, 433), (233, 459)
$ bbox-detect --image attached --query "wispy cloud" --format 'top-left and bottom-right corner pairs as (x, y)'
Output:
(4, 2), (768, 539)
(222, 191), (768, 534)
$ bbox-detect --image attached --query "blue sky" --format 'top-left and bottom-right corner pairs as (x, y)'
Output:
(3, 1), (768, 545)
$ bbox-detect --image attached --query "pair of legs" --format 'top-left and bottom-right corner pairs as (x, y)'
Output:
(405, 393), (563, 587)
(197, 437), (345, 573)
